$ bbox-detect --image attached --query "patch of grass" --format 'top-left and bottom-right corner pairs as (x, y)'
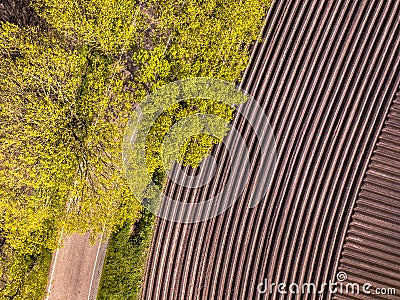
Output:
(98, 209), (155, 300)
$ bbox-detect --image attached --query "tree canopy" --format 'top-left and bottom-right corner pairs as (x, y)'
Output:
(0, 0), (270, 298)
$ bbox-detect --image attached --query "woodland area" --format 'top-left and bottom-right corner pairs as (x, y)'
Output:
(0, 0), (270, 298)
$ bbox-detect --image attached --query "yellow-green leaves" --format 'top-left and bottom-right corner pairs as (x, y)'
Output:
(33, 0), (141, 55)
(0, 22), (140, 298)
(0, 0), (271, 297)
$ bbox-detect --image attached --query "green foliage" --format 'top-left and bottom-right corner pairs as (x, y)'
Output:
(0, 242), (52, 299)
(103, 0), (270, 297)
(132, 0), (270, 83)
(146, 98), (235, 174)
(32, 0), (143, 55)
(0, 0), (270, 298)
(127, 0), (270, 171)
(0, 21), (141, 298)
(0, 22), (141, 243)
(98, 209), (155, 300)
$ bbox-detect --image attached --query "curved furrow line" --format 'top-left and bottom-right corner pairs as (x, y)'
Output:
(288, 0), (390, 288)
(314, 3), (400, 287)
(143, 157), (211, 299)
(150, 171), (190, 299)
(141, 177), (176, 299)
(208, 118), (273, 300)
(168, 4), (290, 296)
(282, 2), (385, 286)
(347, 229), (400, 252)
(195, 1), (308, 298)
(173, 168), (220, 300)
(267, 0), (369, 290)
(352, 218), (400, 239)
(250, 0), (394, 296)
(292, 0), (398, 290)
(163, 171), (204, 300)
(141, 1), (400, 299)
(197, 108), (273, 300)
(278, 0), (376, 284)
(218, 0), (326, 298)
(256, 1), (366, 296)
(164, 162), (230, 300)
(278, 0), (396, 294)
(178, 110), (269, 300)
(150, 110), (247, 298)
(316, 32), (400, 300)
(244, 1), (334, 292)
(240, 0), (286, 92)
(243, 1), (356, 297)
(238, 1), (345, 297)
(335, 88), (400, 298)
(339, 261), (399, 288)
(149, 164), (208, 299)
(158, 85), (269, 299)
(243, 0), (294, 97)
(220, 0), (352, 296)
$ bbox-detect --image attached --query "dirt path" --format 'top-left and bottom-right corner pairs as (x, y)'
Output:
(45, 232), (108, 300)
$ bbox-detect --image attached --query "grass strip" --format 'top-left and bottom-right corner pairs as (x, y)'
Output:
(98, 209), (155, 300)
